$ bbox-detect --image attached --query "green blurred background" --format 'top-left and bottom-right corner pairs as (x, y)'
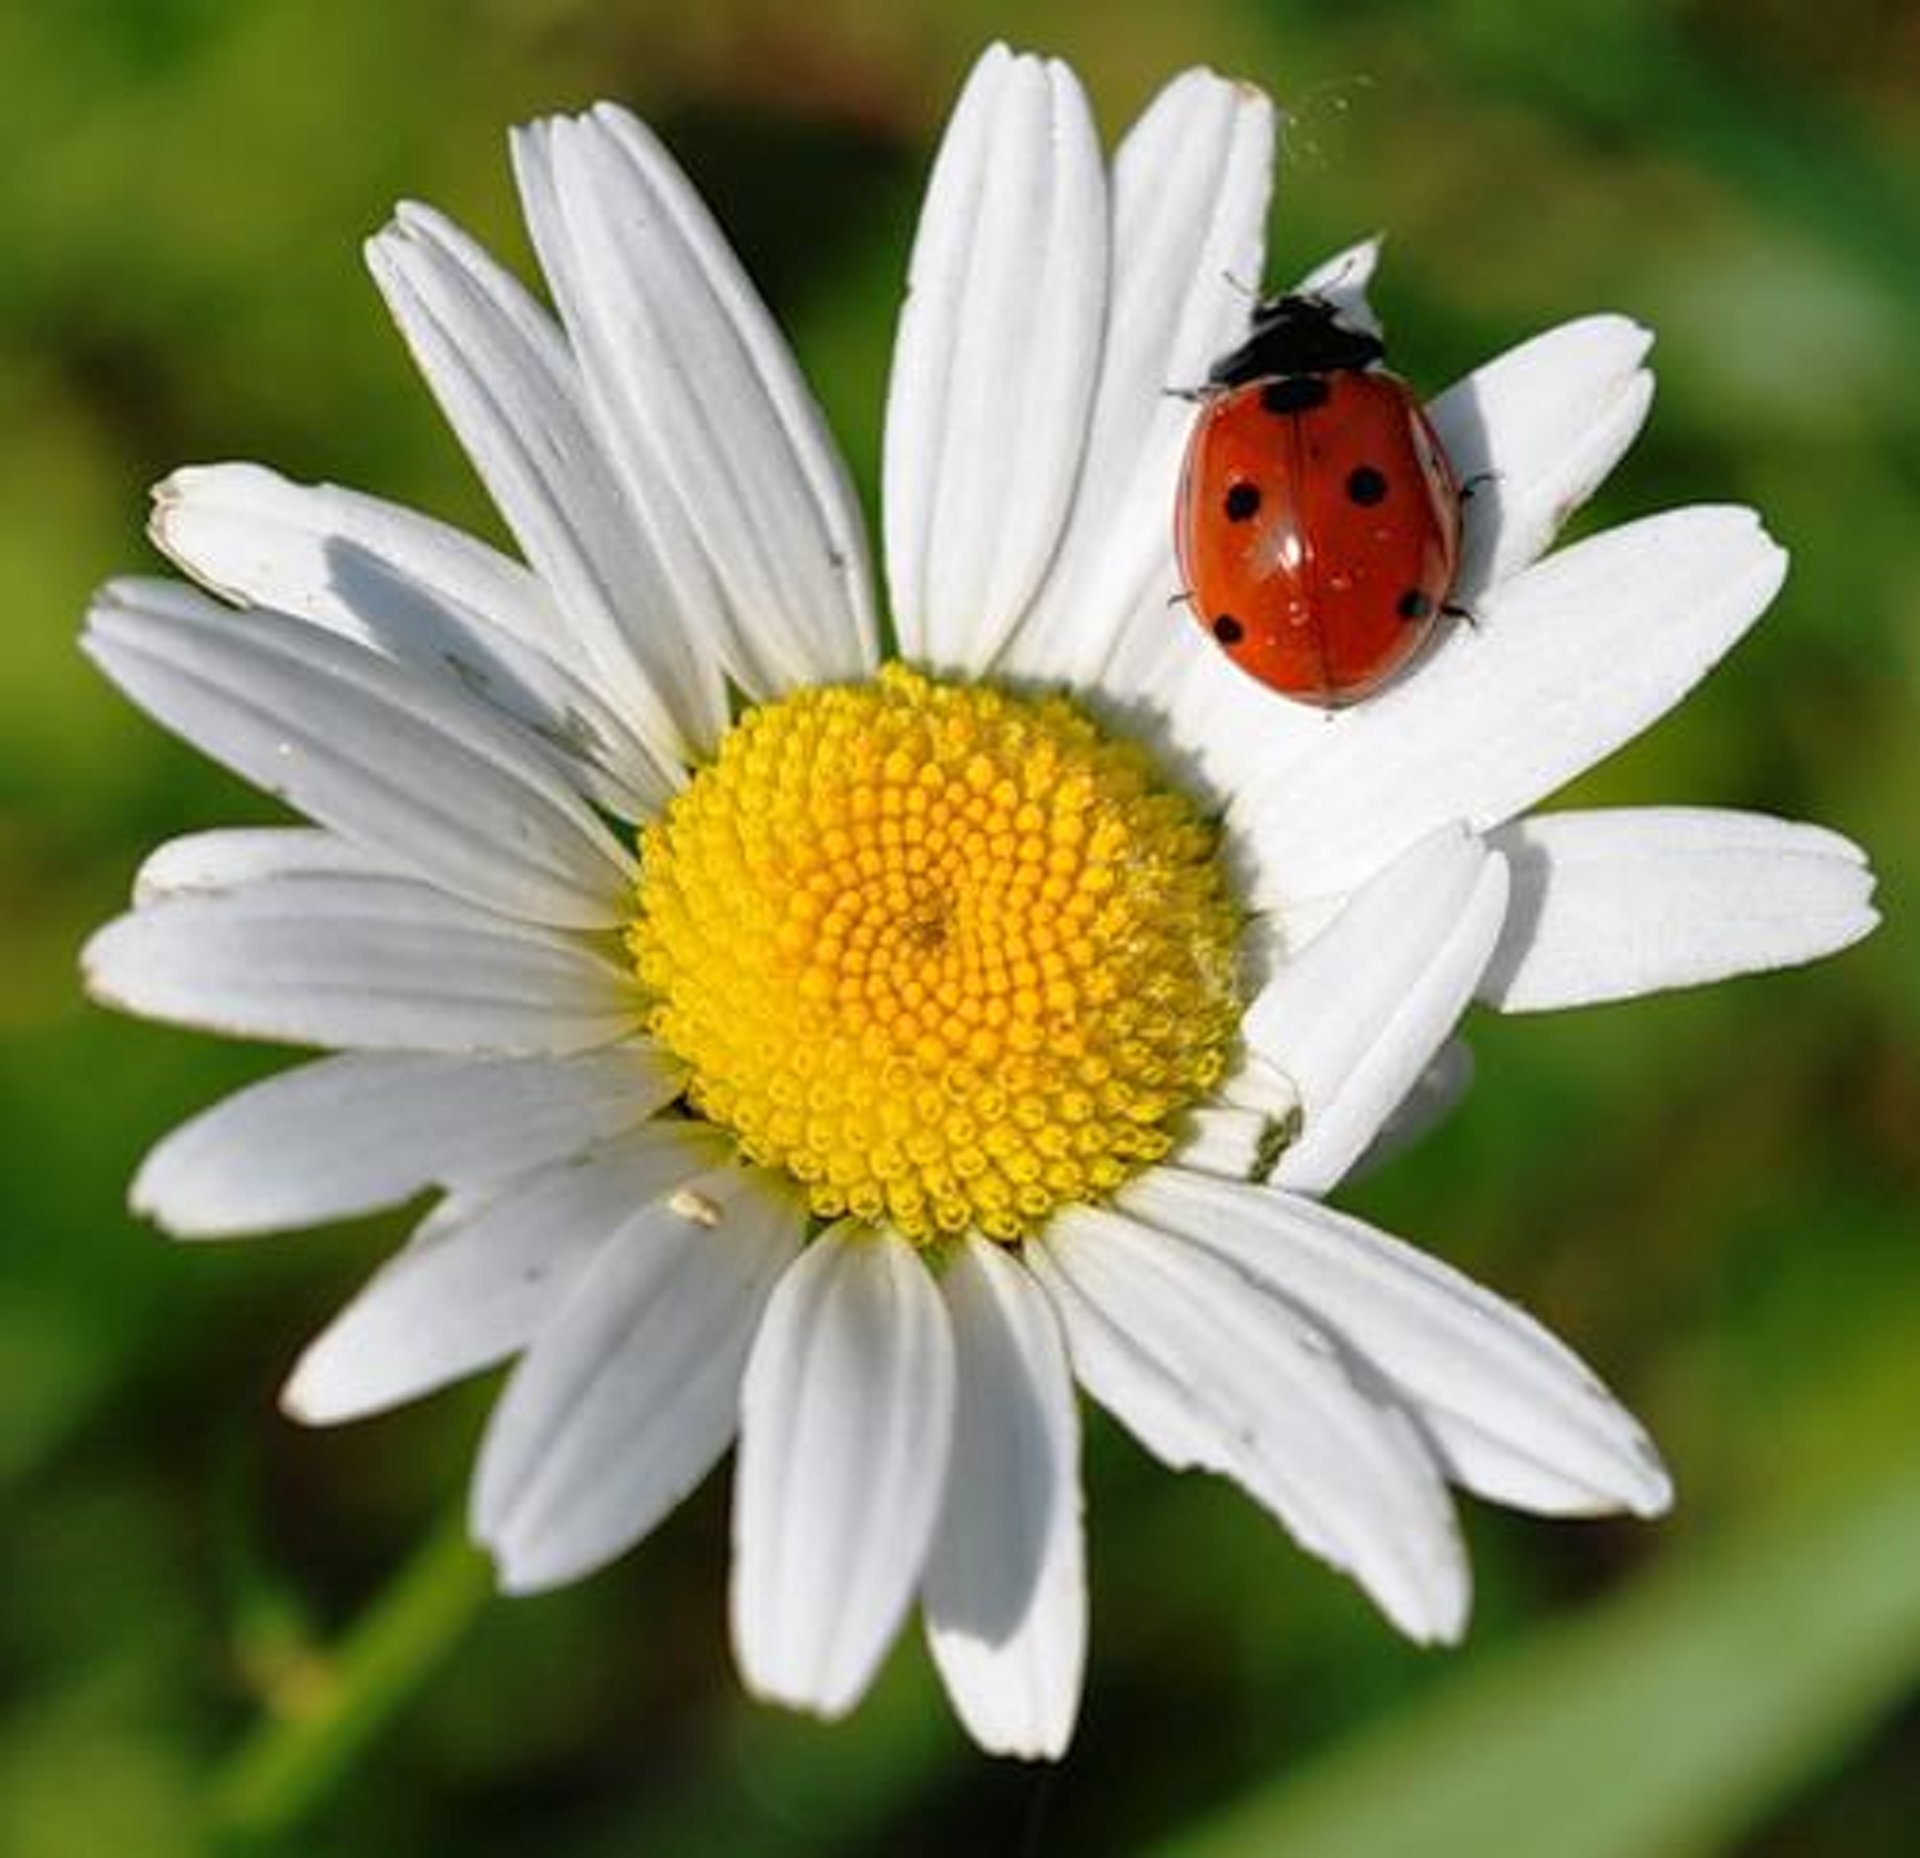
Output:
(4, 1), (1916, 1852)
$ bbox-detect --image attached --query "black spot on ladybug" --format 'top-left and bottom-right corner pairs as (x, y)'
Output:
(1346, 465), (1388, 506)
(1260, 376), (1330, 416)
(1212, 613), (1245, 645)
(1397, 588), (1435, 622)
(1224, 482), (1261, 522)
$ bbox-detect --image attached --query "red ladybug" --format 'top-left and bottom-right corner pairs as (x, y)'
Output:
(1175, 292), (1461, 707)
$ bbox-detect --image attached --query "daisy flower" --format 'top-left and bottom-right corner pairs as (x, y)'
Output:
(82, 44), (1877, 1760)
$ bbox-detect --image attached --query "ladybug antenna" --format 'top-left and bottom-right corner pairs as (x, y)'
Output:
(1219, 268), (1262, 303)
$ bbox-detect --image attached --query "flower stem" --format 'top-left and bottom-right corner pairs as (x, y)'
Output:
(212, 1514), (491, 1846)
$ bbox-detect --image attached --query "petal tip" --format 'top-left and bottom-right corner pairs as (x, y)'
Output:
(281, 1332), (393, 1429)
(958, 39), (1023, 102)
(1426, 1595), (1472, 1649)
(488, 1539), (574, 1598)
(730, 1642), (862, 1724)
(1627, 1448), (1676, 1520)
(586, 98), (643, 140)
(145, 504), (189, 575)
(362, 223), (404, 277)
(388, 198), (441, 238)
(1423, 1526), (1474, 1647)
(148, 466), (194, 514)
(276, 1361), (329, 1427)
(473, 1517), (578, 1600)
(1390, 1559), (1472, 1650)
(969, 1721), (1074, 1763)
(82, 577), (149, 636)
(505, 117), (555, 179)
(76, 921), (126, 1006)
(1589, 310), (1656, 363)
(124, 1157), (176, 1232)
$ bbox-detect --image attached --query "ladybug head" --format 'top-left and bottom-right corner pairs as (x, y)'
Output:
(1206, 292), (1385, 388)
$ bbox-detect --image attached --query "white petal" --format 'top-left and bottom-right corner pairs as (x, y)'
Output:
(1001, 67), (1275, 688)
(284, 1124), (726, 1424)
(83, 872), (640, 1054)
(924, 1238), (1085, 1761)
(152, 463), (575, 667)
(151, 463), (672, 817)
(883, 44), (1108, 672)
(368, 203), (727, 758)
(133, 827), (397, 904)
(1428, 316), (1655, 603)
(474, 1166), (804, 1592)
(1229, 508), (1789, 906)
(1031, 1209), (1467, 1642)
(512, 107), (876, 698)
(1481, 808), (1879, 1012)
(1166, 1105), (1274, 1180)
(1119, 1167), (1672, 1518)
(85, 580), (635, 930)
(732, 1227), (957, 1717)
(1350, 1038), (1474, 1181)
(1215, 1050), (1302, 1121)
(1245, 824), (1508, 1195)
(133, 1046), (681, 1238)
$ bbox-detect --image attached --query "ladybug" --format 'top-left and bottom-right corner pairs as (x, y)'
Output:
(1175, 290), (1461, 707)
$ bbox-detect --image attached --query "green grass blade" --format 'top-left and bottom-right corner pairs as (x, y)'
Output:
(1157, 1469), (1920, 1858)
(212, 1516), (491, 1848)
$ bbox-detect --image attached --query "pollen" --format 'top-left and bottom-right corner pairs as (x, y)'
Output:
(629, 666), (1241, 1243)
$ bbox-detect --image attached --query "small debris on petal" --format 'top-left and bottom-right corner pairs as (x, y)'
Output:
(669, 1187), (723, 1228)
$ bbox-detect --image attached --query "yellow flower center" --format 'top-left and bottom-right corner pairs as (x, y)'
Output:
(629, 666), (1240, 1242)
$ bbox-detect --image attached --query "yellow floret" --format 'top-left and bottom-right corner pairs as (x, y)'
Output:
(629, 666), (1240, 1243)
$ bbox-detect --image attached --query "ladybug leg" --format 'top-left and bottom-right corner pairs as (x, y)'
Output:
(1162, 383), (1212, 404)
(1166, 587), (1195, 609)
(1441, 600), (1480, 631)
(1458, 470), (1499, 503)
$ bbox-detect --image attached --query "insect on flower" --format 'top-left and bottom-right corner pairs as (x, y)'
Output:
(1176, 275), (1463, 706)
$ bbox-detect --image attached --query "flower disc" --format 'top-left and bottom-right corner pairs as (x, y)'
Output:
(630, 666), (1241, 1240)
